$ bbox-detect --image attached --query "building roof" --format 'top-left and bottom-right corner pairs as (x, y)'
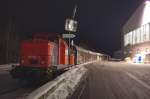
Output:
(123, 1), (150, 33)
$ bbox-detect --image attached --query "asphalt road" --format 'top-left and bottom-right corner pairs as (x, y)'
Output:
(0, 64), (36, 99)
(77, 61), (150, 99)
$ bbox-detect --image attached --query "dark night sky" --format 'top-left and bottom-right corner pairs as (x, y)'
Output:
(1, 0), (143, 55)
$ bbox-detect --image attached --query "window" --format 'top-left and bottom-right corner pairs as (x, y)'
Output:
(124, 23), (150, 46)
(124, 34), (128, 46)
(129, 32), (132, 45)
(136, 28), (140, 44)
(145, 24), (150, 41)
(141, 25), (144, 43)
(134, 30), (138, 44)
(145, 48), (149, 53)
(132, 30), (136, 45)
(136, 49), (141, 54)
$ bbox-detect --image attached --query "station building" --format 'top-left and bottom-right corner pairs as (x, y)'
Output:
(122, 1), (150, 63)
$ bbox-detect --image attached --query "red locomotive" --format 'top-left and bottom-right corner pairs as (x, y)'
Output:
(10, 33), (75, 81)
(10, 32), (102, 82)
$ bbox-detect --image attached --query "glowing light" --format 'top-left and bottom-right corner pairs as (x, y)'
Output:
(134, 54), (145, 63)
(142, 0), (150, 25)
(145, 0), (150, 4)
(125, 57), (132, 63)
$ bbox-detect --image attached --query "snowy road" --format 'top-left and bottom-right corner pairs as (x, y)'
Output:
(73, 61), (150, 99)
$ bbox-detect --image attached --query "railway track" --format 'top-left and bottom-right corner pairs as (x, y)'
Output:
(0, 64), (68, 99)
(0, 64), (39, 99)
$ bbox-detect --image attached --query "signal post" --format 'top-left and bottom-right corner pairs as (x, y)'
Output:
(63, 5), (78, 65)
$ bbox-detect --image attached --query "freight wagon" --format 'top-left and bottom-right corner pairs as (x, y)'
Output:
(75, 46), (102, 64)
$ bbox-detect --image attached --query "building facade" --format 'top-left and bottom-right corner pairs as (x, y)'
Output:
(122, 1), (150, 63)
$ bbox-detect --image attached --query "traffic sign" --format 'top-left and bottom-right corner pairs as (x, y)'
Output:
(62, 34), (76, 38)
(65, 19), (77, 32)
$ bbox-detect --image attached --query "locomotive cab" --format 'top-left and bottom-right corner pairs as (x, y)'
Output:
(20, 40), (58, 67)
(10, 33), (70, 80)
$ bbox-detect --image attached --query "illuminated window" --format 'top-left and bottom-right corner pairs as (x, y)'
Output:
(142, 25), (146, 42)
(127, 33), (130, 45)
(124, 23), (150, 47)
(124, 34), (128, 46)
(135, 30), (137, 44)
(132, 30), (136, 45)
(129, 32), (132, 45)
(136, 49), (141, 54)
(141, 26), (144, 43)
(124, 32), (133, 46)
(145, 48), (149, 52)
(124, 34), (126, 46)
(145, 23), (150, 41)
(137, 28), (141, 44)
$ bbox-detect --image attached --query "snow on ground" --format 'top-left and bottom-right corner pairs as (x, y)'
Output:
(47, 65), (87, 99)
(26, 63), (89, 99)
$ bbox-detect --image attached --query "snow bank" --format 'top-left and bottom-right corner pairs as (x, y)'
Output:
(25, 62), (93, 99)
